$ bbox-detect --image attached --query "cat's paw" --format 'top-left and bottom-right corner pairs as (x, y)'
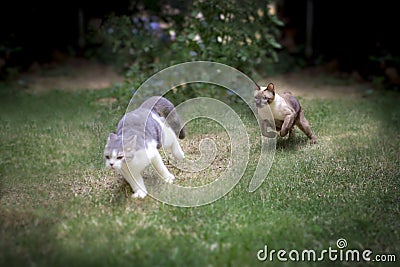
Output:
(132, 189), (147, 199)
(163, 172), (175, 184)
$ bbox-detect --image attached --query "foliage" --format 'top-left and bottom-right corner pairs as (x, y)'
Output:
(0, 44), (22, 80)
(171, 0), (283, 74)
(368, 52), (400, 91)
(96, 0), (284, 102)
(99, 12), (169, 73)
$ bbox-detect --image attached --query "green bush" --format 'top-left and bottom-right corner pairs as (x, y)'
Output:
(98, 0), (284, 102)
(170, 0), (283, 75)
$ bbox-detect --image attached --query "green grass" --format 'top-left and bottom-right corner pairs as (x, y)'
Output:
(0, 85), (399, 267)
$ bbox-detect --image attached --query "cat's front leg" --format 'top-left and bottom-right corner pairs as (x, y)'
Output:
(171, 139), (185, 160)
(132, 188), (147, 198)
(126, 174), (147, 198)
(260, 119), (277, 138)
(151, 151), (175, 184)
(162, 126), (185, 160)
(280, 114), (296, 137)
(122, 164), (148, 198)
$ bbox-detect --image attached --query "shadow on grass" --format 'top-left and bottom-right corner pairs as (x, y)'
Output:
(275, 133), (310, 151)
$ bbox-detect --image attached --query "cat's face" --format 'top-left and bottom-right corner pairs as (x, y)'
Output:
(254, 83), (275, 108)
(103, 133), (136, 170)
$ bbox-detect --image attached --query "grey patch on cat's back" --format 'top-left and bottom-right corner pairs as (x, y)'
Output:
(118, 108), (163, 150)
(139, 96), (186, 139)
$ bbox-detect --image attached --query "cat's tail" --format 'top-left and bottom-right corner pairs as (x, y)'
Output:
(141, 96), (186, 139)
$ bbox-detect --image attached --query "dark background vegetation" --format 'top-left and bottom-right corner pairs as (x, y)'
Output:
(0, 0), (399, 89)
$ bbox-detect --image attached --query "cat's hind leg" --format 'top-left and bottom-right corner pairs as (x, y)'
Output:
(289, 126), (296, 138)
(296, 111), (317, 144)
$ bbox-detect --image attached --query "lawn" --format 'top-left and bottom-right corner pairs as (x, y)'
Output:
(0, 76), (399, 267)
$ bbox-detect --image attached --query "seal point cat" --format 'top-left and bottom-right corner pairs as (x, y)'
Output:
(254, 83), (317, 144)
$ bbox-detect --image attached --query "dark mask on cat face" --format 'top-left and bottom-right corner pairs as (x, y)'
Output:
(254, 83), (275, 108)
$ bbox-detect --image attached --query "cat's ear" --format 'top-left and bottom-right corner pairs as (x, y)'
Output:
(254, 84), (261, 91)
(266, 83), (275, 93)
(107, 133), (118, 142)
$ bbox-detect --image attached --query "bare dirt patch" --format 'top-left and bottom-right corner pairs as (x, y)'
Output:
(10, 57), (368, 99)
(14, 56), (125, 93)
(257, 67), (369, 99)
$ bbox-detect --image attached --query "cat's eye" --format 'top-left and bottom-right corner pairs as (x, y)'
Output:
(263, 96), (268, 100)
(117, 156), (124, 160)
(105, 155), (110, 159)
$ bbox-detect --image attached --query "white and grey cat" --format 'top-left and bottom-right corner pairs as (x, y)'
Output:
(103, 96), (186, 198)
